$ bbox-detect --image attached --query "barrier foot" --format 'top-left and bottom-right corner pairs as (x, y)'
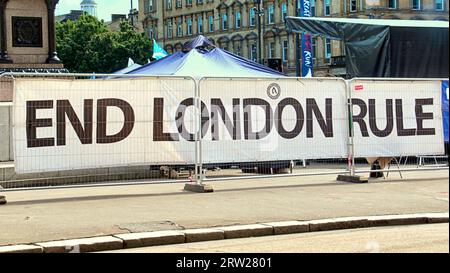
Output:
(337, 175), (368, 183)
(0, 195), (7, 205)
(184, 183), (214, 193)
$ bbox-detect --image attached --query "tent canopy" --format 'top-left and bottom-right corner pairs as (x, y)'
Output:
(113, 63), (142, 75)
(127, 35), (285, 78)
(286, 17), (449, 78)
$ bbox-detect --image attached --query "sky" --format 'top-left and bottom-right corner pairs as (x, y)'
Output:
(56, 0), (139, 22)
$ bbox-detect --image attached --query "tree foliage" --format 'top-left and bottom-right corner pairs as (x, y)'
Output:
(56, 14), (152, 73)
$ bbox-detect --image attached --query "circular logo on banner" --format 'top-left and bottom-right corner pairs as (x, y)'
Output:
(267, 83), (281, 100)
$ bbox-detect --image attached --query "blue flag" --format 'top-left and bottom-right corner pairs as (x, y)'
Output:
(152, 39), (168, 60)
(442, 80), (449, 142)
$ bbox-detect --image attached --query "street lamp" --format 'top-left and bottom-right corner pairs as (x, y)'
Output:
(253, 0), (264, 64)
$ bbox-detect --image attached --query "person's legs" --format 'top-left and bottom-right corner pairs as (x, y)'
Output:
(370, 160), (383, 178)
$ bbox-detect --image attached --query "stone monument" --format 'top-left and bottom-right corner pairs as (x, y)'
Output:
(0, 0), (66, 73)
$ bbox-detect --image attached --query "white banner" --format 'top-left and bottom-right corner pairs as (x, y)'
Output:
(13, 77), (349, 173)
(350, 80), (444, 157)
(198, 78), (349, 164)
(13, 77), (197, 173)
(13, 77), (445, 173)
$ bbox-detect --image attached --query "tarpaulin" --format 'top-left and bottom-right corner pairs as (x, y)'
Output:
(127, 35), (285, 78)
(286, 17), (449, 79)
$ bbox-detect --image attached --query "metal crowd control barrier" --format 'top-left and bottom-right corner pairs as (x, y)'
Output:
(196, 76), (352, 182)
(347, 78), (449, 178)
(0, 73), (448, 192)
(0, 73), (200, 191)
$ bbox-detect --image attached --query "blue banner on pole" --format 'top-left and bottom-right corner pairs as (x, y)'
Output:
(442, 80), (449, 142)
(300, 0), (313, 77)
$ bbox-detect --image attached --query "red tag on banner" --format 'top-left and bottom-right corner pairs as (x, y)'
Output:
(355, 85), (364, 91)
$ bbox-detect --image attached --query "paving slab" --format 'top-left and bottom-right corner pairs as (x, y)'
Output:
(36, 236), (123, 253)
(308, 217), (370, 232)
(217, 224), (274, 239)
(182, 228), (224, 243)
(114, 231), (185, 249)
(0, 244), (43, 253)
(424, 212), (449, 223)
(262, 221), (310, 235)
(366, 214), (429, 227)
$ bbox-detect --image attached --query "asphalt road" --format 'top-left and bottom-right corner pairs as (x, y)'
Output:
(105, 223), (449, 253)
(0, 170), (448, 246)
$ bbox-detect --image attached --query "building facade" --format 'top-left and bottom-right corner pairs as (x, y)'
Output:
(57, 0), (98, 23)
(139, 0), (449, 76)
(106, 10), (143, 33)
(80, 0), (98, 18)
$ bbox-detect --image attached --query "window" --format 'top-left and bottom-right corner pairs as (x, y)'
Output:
(312, 38), (316, 61)
(235, 11), (241, 29)
(350, 0), (357, 12)
(145, 0), (153, 12)
(177, 18), (182, 37)
(235, 44), (241, 56)
(148, 27), (154, 39)
(222, 13), (227, 30)
(311, 0), (316, 16)
(167, 20), (173, 39)
(186, 0), (192, 6)
(250, 43), (257, 62)
(324, 0), (331, 16)
(436, 0), (444, 10)
(149, 0), (153, 11)
(208, 15), (214, 32)
(388, 0), (397, 9)
(267, 5), (274, 24)
(281, 3), (287, 22)
(412, 0), (421, 10)
(176, 0), (182, 8)
(167, 0), (172, 9)
(325, 38), (331, 59)
(187, 18), (193, 35)
(268, 42), (275, 58)
(197, 16), (203, 34)
(282, 40), (288, 63)
(249, 8), (256, 26)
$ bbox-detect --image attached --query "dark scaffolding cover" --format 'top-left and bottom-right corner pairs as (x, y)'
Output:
(286, 17), (449, 79)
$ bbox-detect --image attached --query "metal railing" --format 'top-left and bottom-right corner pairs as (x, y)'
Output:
(0, 73), (447, 192)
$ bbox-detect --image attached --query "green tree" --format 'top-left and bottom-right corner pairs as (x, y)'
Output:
(56, 14), (152, 73)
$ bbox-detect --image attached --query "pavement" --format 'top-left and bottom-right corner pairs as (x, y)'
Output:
(0, 169), (448, 252)
(104, 223), (450, 253)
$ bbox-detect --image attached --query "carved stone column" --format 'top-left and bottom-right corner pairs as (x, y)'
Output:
(0, 0), (12, 63)
(45, 0), (60, 63)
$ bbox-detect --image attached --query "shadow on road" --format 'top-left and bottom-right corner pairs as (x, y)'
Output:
(4, 176), (447, 206)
